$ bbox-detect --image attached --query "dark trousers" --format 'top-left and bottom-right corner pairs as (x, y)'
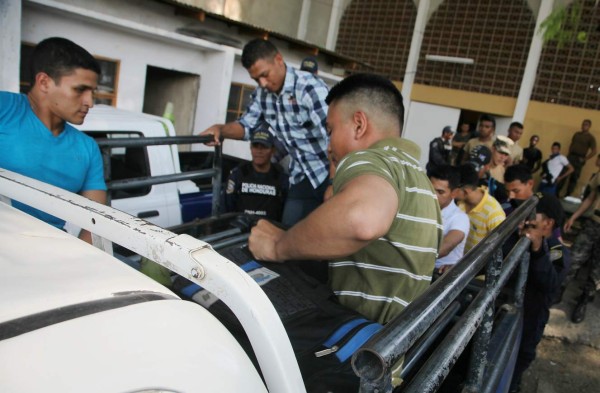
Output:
(568, 218), (600, 292)
(281, 177), (328, 227)
(510, 312), (547, 390)
(564, 154), (585, 196)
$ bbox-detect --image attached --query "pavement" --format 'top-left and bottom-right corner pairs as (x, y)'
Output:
(544, 271), (600, 349)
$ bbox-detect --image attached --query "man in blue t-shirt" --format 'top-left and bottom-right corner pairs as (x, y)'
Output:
(0, 37), (106, 243)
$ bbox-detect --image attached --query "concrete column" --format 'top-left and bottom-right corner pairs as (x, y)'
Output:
(401, 0), (430, 126)
(296, 0), (311, 41)
(325, 0), (343, 50)
(0, 0), (22, 92)
(513, 0), (554, 122)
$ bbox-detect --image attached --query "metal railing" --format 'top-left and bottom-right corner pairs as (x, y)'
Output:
(0, 168), (305, 393)
(95, 135), (222, 215)
(353, 197), (538, 393)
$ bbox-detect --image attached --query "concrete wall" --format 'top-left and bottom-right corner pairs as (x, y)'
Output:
(22, 0), (234, 134)
(403, 101), (461, 168)
(0, 0), (21, 92)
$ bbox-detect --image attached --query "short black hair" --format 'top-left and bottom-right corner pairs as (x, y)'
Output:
(583, 119), (592, 126)
(509, 121), (523, 129)
(459, 164), (480, 189)
(325, 73), (405, 130)
(552, 142), (561, 149)
(530, 134), (539, 140)
(479, 114), (496, 129)
(429, 165), (461, 190)
(241, 39), (279, 69)
(504, 164), (533, 183)
(31, 37), (100, 83)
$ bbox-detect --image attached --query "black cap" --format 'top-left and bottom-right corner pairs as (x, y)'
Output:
(535, 192), (565, 228)
(300, 56), (318, 74)
(251, 129), (274, 147)
(468, 145), (492, 172)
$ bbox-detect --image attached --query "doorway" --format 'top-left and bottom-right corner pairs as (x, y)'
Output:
(143, 66), (200, 150)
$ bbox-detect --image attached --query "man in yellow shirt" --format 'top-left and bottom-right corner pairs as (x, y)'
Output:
(456, 162), (506, 252)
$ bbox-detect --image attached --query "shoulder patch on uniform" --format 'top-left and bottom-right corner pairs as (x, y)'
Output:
(226, 179), (235, 194)
(550, 249), (562, 262)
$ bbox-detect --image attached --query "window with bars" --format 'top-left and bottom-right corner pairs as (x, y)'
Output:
(226, 83), (255, 123)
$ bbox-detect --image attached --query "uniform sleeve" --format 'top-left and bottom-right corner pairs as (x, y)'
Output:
(237, 89), (263, 140)
(429, 139), (447, 166)
(529, 240), (560, 294)
(82, 139), (107, 191)
(224, 168), (240, 213)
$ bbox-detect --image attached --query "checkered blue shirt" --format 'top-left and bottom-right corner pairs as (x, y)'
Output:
(238, 66), (330, 188)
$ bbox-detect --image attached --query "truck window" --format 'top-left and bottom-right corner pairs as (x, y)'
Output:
(87, 131), (152, 199)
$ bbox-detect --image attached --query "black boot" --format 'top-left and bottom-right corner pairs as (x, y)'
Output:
(571, 294), (588, 323)
(572, 282), (595, 324)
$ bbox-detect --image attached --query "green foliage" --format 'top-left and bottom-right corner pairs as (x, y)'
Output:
(539, 0), (588, 47)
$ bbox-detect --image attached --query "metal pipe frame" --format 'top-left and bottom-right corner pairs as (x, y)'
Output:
(481, 309), (523, 393)
(400, 236), (531, 393)
(108, 169), (217, 190)
(0, 169), (305, 393)
(96, 135), (222, 216)
(353, 197), (538, 389)
(463, 249), (503, 391)
(400, 301), (463, 379)
(94, 135), (215, 148)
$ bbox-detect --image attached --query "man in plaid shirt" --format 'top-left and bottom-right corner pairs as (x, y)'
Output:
(201, 39), (330, 226)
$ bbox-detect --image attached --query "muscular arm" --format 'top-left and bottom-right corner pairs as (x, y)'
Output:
(249, 175), (398, 261)
(438, 229), (466, 258)
(79, 189), (107, 244)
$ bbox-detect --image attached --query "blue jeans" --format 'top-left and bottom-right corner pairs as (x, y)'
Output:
(281, 177), (328, 227)
(538, 182), (557, 196)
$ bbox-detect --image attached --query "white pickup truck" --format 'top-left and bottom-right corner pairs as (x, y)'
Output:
(0, 169), (303, 393)
(0, 126), (530, 392)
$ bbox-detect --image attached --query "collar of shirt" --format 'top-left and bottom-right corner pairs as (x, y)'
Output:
(369, 137), (422, 162)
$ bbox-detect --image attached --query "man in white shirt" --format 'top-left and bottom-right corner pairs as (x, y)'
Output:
(429, 165), (470, 274)
(539, 142), (574, 196)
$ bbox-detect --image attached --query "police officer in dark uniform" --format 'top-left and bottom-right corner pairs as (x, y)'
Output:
(509, 193), (567, 393)
(426, 125), (454, 176)
(225, 126), (288, 221)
